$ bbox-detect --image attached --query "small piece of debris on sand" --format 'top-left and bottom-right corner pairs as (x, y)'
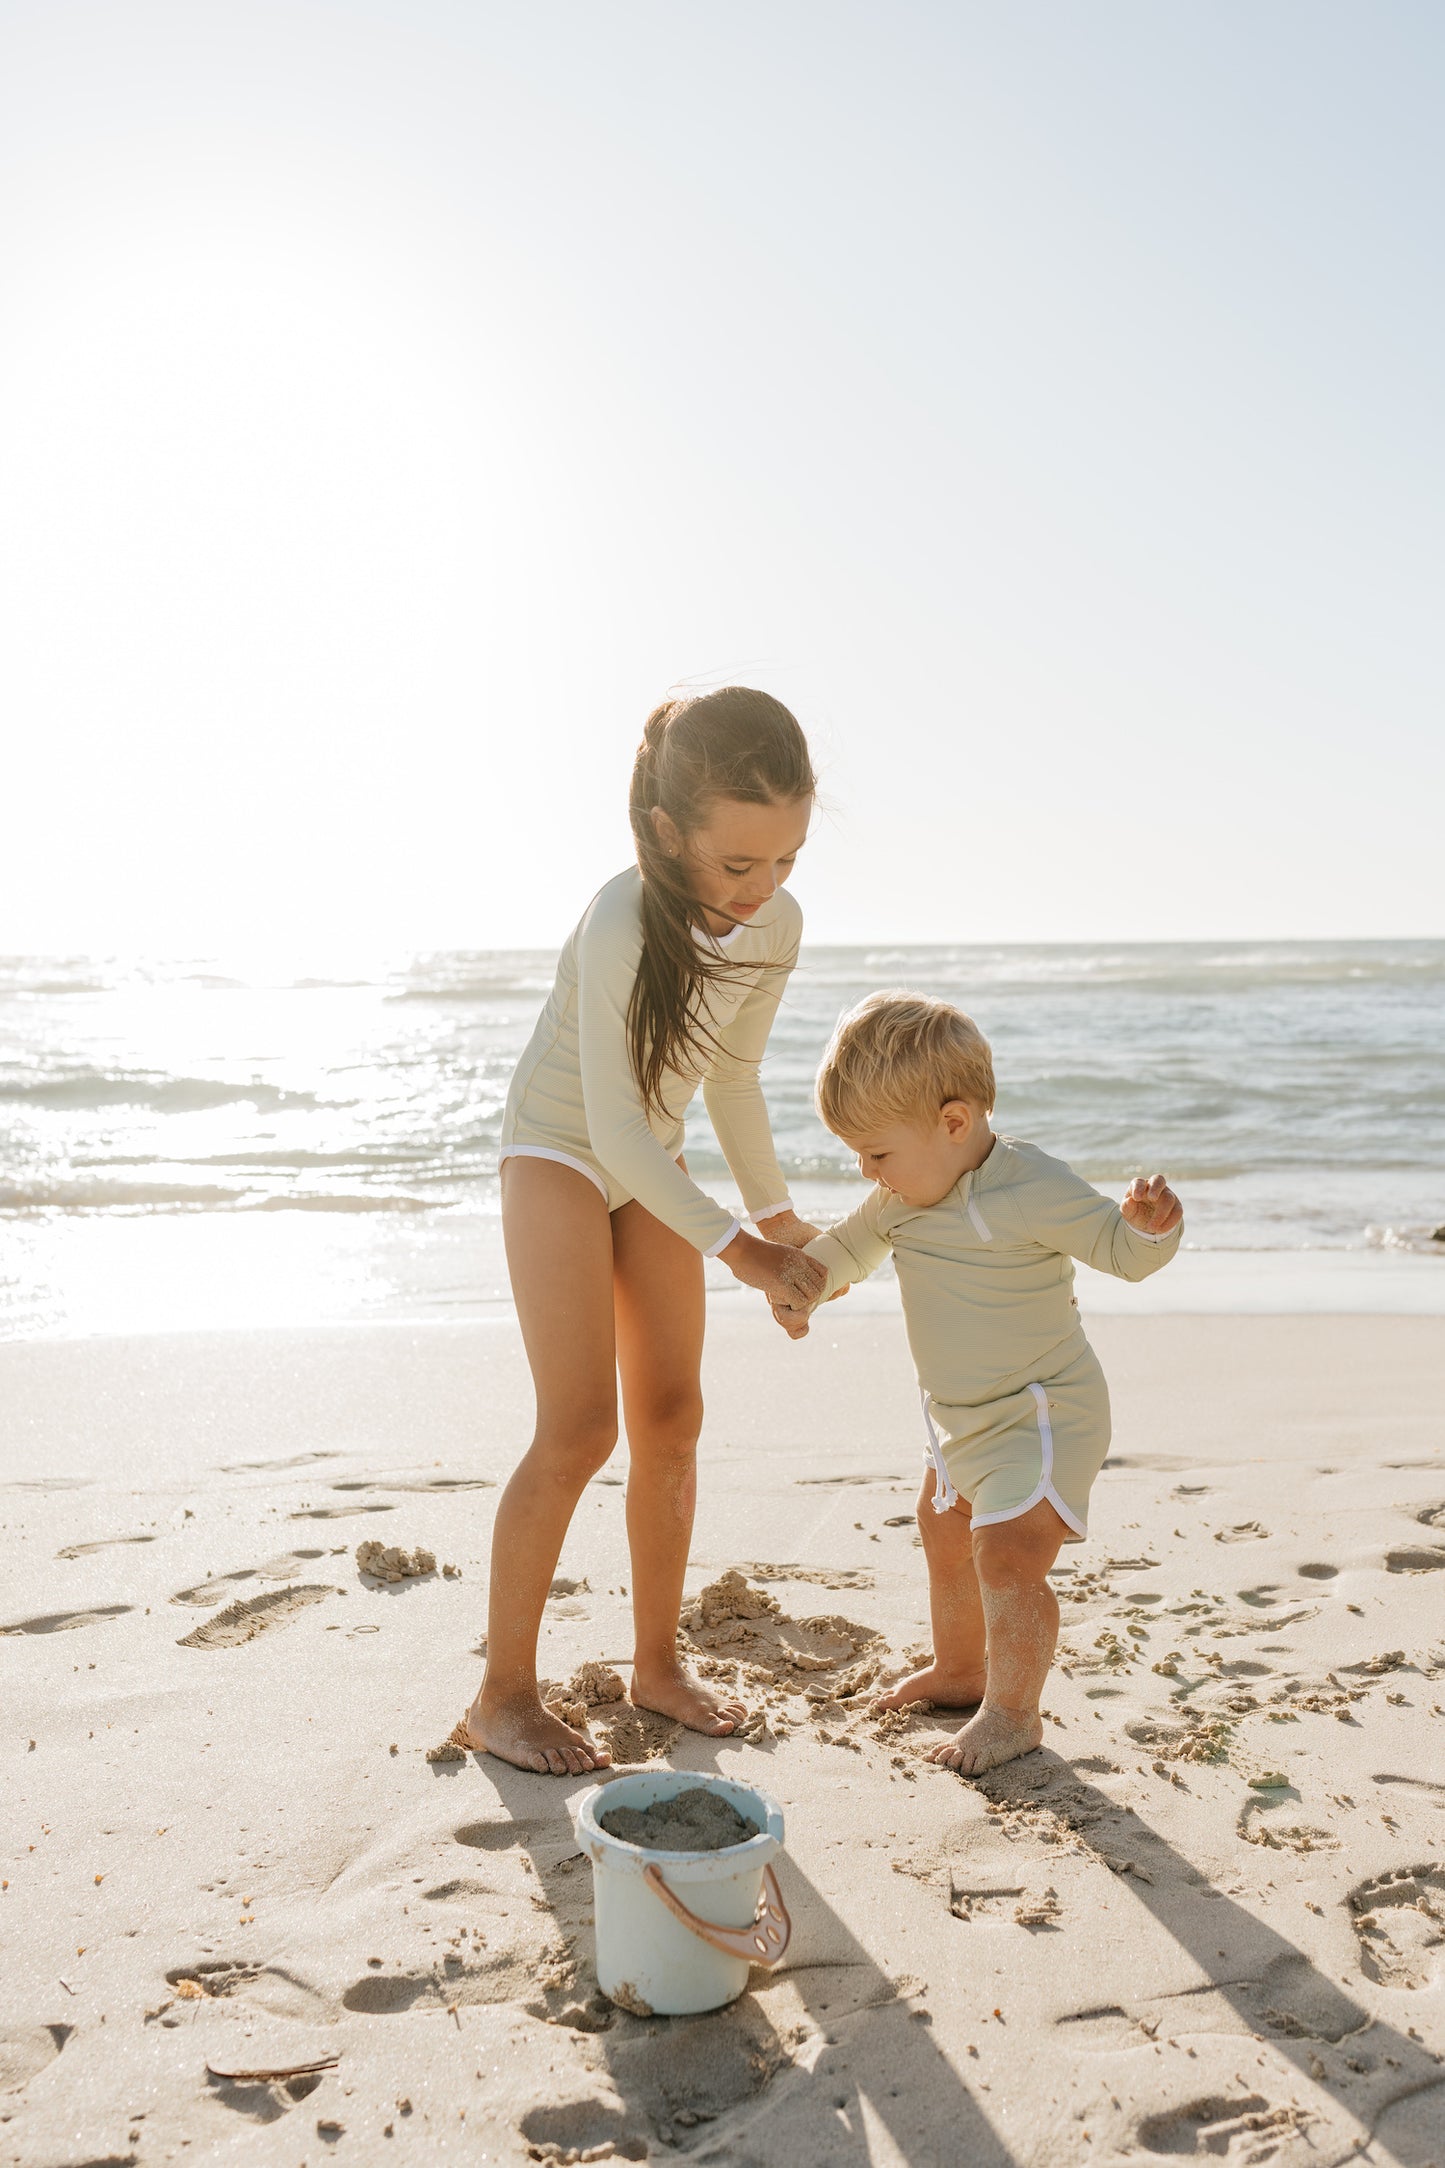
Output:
(600, 1785), (760, 1852)
(356, 1541), (436, 1582)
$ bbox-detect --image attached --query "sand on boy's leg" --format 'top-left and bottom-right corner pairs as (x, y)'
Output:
(871, 1468), (987, 1713)
(928, 1496), (1069, 1776)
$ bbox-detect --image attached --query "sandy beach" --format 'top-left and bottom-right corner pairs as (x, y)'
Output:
(2, 1304), (1442, 2166)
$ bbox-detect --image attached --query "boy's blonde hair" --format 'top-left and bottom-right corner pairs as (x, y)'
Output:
(817, 991), (996, 1136)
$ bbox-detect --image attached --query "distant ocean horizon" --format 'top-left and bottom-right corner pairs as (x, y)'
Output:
(3, 939), (1442, 1335)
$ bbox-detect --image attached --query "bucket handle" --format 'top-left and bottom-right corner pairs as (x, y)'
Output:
(642, 1861), (791, 1967)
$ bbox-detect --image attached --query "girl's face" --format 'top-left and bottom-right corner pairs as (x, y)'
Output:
(654, 794), (813, 936)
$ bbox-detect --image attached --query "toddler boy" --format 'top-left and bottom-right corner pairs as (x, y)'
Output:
(777, 992), (1182, 1776)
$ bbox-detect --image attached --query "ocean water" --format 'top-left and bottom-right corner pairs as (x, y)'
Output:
(2, 941), (1442, 1335)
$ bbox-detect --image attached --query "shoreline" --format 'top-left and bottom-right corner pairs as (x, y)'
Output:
(6, 1207), (1445, 1342)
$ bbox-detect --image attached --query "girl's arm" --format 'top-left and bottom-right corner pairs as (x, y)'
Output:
(576, 882), (743, 1255)
(701, 895), (801, 1230)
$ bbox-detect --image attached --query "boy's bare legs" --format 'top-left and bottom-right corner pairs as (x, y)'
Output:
(460, 1159), (617, 1776)
(872, 1469), (987, 1712)
(928, 1497), (1069, 1775)
(613, 1189), (747, 1736)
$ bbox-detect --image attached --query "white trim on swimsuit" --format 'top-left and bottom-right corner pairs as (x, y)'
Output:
(496, 1143), (742, 1256)
(919, 1383), (1089, 1540)
(496, 1143), (611, 1203)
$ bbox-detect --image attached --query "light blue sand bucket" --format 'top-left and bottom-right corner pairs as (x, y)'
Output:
(571, 1770), (790, 2016)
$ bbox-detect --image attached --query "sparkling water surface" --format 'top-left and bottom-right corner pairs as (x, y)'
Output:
(3, 940), (1442, 1334)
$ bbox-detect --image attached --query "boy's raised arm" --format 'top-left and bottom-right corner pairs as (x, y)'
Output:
(1011, 1155), (1183, 1281)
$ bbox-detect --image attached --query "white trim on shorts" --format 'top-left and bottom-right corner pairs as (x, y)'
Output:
(922, 1380), (1089, 1539)
(496, 1144), (610, 1203)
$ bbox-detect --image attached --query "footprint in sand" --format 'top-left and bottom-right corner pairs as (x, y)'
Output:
(1384, 1545), (1445, 1574)
(0, 1604), (132, 1637)
(341, 1944), (541, 2013)
(0, 1476), (92, 1492)
(1415, 1502), (1445, 1529)
(1102, 1452), (1191, 1472)
(1296, 1561), (1338, 1580)
(1055, 2004), (1136, 2050)
(1214, 1522), (1269, 1544)
(218, 1451), (342, 1474)
(0, 2024), (70, 2091)
(518, 2104), (642, 2161)
(454, 1820), (525, 1853)
(1349, 1865), (1445, 1989)
(422, 1876), (495, 1901)
(1373, 1772), (1445, 1803)
(56, 1534), (157, 1559)
(164, 1960), (259, 2000)
(289, 1501), (395, 1520)
(330, 1475), (495, 1494)
(741, 1562), (876, 1590)
(1135, 2093), (1295, 2158)
(176, 1585), (334, 1649)
(794, 1473), (899, 1487)
(170, 1551), (328, 1607)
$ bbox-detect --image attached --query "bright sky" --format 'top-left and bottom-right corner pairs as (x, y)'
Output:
(3, 2), (1441, 952)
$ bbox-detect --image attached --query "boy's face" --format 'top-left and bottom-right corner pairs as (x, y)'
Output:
(835, 1102), (989, 1209)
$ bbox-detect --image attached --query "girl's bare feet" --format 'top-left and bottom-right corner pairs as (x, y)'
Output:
(927, 1702), (1042, 1775)
(871, 1660), (987, 1714)
(631, 1659), (747, 1737)
(458, 1689), (611, 1777)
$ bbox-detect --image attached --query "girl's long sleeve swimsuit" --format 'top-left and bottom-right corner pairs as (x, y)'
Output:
(500, 868), (800, 1254)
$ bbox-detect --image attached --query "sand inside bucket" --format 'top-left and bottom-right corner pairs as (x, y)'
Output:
(598, 1786), (761, 1853)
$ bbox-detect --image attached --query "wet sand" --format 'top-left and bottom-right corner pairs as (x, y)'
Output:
(2, 1310), (1443, 2164)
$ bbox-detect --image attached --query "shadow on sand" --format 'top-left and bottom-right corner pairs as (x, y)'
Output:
(431, 1739), (1443, 2165)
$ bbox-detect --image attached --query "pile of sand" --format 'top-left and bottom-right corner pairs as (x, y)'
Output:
(543, 1660), (627, 1728)
(355, 1540), (436, 1582)
(599, 1786), (760, 1853)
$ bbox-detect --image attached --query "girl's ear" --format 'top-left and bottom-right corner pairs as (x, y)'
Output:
(650, 805), (683, 858)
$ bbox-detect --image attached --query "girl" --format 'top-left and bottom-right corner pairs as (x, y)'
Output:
(460, 687), (827, 1776)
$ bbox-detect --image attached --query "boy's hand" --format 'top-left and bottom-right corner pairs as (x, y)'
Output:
(770, 1297), (814, 1340)
(1121, 1174), (1182, 1236)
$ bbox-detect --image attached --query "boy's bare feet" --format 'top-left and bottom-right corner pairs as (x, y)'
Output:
(927, 1702), (1043, 1775)
(631, 1659), (747, 1737)
(457, 1689), (610, 1777)
(871, 1660), (987, 1714)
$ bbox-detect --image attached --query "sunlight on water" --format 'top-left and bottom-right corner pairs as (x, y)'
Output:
(3, 940), (1442, 1334)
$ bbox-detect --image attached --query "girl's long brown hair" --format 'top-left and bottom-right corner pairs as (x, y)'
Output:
(627, 686), (816, 1120)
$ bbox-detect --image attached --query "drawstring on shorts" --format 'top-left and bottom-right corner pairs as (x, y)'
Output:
(919, 1387), (958, 1513)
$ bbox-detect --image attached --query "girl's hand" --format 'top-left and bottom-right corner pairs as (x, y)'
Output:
(754, 1209), (823, 1248)
(719, 1227), (828, 1310)
(1121, 1174), (1182, 1236)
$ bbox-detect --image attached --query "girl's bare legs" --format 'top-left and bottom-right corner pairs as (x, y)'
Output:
(872, 1468), (987, 1712)
(460, 1159), (618, 1776)
(612, 1194), (747, 1736)
(928, 1497), (1068, 1776)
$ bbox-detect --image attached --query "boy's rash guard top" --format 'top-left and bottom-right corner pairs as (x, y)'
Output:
(803, 1137), (1182, 1405)
(501, 868), (800, 1254)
